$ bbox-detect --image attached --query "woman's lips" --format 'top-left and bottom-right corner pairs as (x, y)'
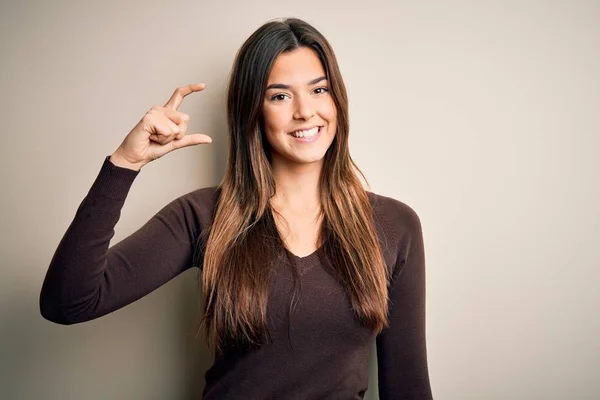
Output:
(288, 126), (322, 143)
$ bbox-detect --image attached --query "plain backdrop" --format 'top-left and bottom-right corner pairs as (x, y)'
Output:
(1, 1), (599, 399)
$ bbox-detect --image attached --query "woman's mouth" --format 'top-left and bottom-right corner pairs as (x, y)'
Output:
(288, 126), (322, 143)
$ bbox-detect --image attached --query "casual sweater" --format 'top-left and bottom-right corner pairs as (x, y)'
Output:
(39, 155), (433, 400)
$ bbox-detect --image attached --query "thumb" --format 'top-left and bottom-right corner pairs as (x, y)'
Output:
(171, 133), (213, 150)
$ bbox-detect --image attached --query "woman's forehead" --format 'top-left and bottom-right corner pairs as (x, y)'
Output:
(266, 48), (326, 87)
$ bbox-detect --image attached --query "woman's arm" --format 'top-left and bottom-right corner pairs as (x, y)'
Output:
(376, 206), (433, 399)
(39, 156), (202, 324)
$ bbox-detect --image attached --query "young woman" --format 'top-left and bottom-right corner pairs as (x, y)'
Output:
(40, 18), (433, 399)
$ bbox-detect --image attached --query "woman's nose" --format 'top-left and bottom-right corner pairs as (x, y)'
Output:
(293, 95), (315, 120)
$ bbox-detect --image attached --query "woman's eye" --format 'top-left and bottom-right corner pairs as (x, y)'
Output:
(271, 94), (287, 101)
(314, 87), (329, 95)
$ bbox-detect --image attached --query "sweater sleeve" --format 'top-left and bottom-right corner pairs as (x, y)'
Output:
(40, 156), (201, 325)
(376, 206), (433, 399)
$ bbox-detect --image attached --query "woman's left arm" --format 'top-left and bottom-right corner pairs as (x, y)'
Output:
(376, 207), (433, 399)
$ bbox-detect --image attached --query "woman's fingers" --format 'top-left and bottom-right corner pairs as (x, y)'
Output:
(171, 133), (212, 150)
(162, 83), (205, 140)
(164, 83), (206, 111)
(163, 108), (190, 140)
(146, 111), (181, 144)
(112, 83), (211, 170)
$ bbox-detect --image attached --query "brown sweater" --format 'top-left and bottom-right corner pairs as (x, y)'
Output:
(40, 155), (433, 399)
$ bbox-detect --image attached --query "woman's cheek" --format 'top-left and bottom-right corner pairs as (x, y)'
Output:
(322, 97), (336, 118)
(265, 105), (289, 132)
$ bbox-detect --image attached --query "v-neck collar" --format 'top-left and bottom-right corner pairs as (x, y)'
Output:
(281, 245), (324, 270)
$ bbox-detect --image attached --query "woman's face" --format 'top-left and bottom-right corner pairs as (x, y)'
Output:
(262, 47), (337, 168)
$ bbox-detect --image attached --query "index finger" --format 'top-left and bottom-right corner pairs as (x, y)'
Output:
(164, 83), (206, 110)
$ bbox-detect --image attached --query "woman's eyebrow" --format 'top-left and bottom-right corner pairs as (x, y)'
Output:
(266, 76), (327, 91)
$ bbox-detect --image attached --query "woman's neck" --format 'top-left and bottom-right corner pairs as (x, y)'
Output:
(270, 159), (322, 213)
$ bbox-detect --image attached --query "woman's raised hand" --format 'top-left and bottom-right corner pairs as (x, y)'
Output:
(110, 83), (212, 171)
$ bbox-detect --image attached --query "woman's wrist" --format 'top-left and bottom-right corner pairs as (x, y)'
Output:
(109, 151), (144, 171)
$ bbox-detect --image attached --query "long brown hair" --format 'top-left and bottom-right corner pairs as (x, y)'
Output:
(193, 18), (390, 356)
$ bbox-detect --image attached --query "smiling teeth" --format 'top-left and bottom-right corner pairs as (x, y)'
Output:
(291, 127), (319, 138)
